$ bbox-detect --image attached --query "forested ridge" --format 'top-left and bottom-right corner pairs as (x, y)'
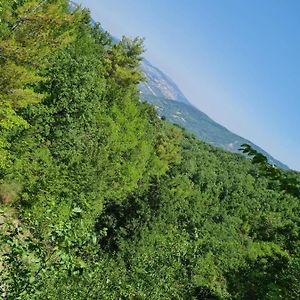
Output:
(0, 1), (299, 299)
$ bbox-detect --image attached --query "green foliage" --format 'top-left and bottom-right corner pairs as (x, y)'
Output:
(240, 143), (300, 198)
(0, 0), (83, 169)
(1, 2), (299, 299)
(105, 36), (145, 87)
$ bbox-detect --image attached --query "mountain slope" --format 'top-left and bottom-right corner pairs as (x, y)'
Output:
(139, 59), (190, 105)
(142, 94), (289, 170)
(138, 60), (288, 169)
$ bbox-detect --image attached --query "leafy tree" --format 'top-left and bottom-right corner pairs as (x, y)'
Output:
(0, 0), (82, 168)
(240, 143), (300, 198)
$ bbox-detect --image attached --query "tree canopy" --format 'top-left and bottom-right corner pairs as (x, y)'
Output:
(1, 1), (299, 299)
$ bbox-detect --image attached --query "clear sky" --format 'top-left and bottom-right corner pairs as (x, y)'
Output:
(78, 0), (300, 171)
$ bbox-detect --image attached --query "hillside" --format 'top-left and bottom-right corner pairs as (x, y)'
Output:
(142, 94), (289, 169)
(139, 59), (190, 105)
(1, 1), (299, 299)
(137, 61), (288, 169)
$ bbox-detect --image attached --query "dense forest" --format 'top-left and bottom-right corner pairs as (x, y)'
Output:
(0, 1), (299, 299)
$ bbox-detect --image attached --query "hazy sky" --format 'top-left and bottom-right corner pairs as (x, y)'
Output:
(78, 0), (300, 171)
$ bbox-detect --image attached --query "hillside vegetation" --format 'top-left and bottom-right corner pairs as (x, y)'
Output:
(141, 95), (288, 170)
(0, 1), (299, 299)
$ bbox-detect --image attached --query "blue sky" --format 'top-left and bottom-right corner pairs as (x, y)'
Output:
(78, 0), (300, 171)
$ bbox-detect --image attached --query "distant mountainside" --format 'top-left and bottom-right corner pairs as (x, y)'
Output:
(139, 60), (190, 105)
(141, 95), (289, 169)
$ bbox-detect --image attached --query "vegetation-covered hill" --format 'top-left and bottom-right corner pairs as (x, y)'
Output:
(141, 95), (289, 170)
(0, 1), (299, 299)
